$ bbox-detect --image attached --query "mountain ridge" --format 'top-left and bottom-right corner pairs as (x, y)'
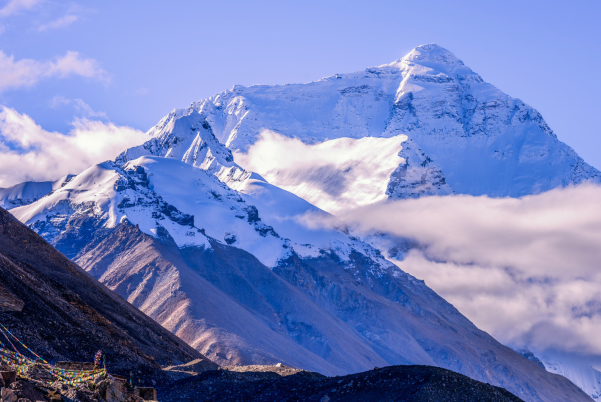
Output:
(131, 43), (599, 208)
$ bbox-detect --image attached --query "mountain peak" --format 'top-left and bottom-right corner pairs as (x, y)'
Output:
(401, 43), (464, 67)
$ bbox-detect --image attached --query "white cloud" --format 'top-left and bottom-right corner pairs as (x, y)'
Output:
(0, 0), (41, 18)
(236, 130), (601, 364)
(339, 188), (601, 359)
(72, 99), (106, 118)
(0, 50), (110, 93)
(235, 130), (406, 214)
(0, 106), (148, 187)
(48, 95), (70, 108)
(38, 14), (79, 31)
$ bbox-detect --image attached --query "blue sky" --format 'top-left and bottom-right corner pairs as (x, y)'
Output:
(0, 0), (600, 184)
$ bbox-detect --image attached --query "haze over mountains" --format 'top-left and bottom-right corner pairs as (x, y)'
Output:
(2, 44), (600, 402)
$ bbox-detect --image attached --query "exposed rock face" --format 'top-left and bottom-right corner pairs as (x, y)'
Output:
(158, 365), (529, 402)
(0, 206), (212, 384)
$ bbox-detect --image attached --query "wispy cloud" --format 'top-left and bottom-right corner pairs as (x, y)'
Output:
(338, 188), (601, 359)
(0, 50), (110, 93)
(38, 13), (79, 31)
(49, 96), (107, 118)
(0, 106), (148, 187)
(134, 87), (149, 96)
(0, 0), (41, 18)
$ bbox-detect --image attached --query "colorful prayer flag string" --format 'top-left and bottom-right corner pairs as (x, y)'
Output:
(0, 322), (107, 387)
(0, 322), (48, 364)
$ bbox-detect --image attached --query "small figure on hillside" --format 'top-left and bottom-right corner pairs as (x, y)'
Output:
(130, 371), (134, 388)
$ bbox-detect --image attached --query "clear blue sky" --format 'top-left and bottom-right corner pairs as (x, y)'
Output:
(2, 0), (600, 169)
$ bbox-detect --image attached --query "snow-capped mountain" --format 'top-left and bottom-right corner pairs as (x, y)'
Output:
(518, 349), (601, 402)
(115, 111), (237, 176)
(542, 356), (601, 402)
(0, 174), (74, 210)
(126, 43), (599, 214)
(7, 44), (601, 402)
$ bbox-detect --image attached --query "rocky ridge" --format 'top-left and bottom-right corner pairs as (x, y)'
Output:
(158, 365), (526, 402)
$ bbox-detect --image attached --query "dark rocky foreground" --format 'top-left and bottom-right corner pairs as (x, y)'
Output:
(159, 365), (525, 402)
(0, 375), (144, 402)
(0, 206), (216, 385)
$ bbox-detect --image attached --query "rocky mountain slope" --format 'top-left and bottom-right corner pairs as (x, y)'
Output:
(9, 156), (594, 402)
(0, 206), (214, 383)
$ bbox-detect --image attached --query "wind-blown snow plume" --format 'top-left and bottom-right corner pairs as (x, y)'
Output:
(0, 106), (147, 187)
(340, 185), (601, 359)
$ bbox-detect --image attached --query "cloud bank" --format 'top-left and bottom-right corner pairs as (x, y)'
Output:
(0, 51), (109, 93)
(237, 130), (601, 362)
(235, 130), (406, 214)
(339, 188), (601, 358)
(0, 106), (148, 187)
